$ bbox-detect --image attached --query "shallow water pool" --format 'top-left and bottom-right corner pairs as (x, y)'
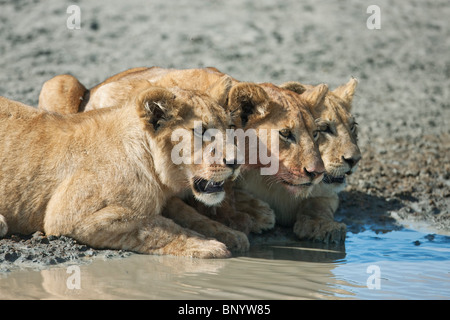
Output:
(0, 228), (449, 299)
(332, 229), (450, 299)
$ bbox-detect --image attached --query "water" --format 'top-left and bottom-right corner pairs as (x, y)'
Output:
(332, 229), (450, 299)
(0, 228), (449, 299)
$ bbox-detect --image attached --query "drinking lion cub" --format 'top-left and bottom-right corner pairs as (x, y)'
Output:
(0, 81), (239, 258)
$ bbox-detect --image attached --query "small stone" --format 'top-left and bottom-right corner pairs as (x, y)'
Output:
(47, 235), (58, 241)
(4, 251), (20, 262)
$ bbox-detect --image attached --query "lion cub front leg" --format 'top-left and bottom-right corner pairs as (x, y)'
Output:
(163, 197), (249, 252)
(233, 189), (276, 234)
(294, 195), (346, 243)
(44, 178), (230, 258)
(45, 205), (230, 258)
(186, 187), (275, 236)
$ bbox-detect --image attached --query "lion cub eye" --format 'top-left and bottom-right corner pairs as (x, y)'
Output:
(320, 124), (333, 135)
(350, 122), (358, 134)
(313, 130), (320, 141)
(279, 129), (295, 142)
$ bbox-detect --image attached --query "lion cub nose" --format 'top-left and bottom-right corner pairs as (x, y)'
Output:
(303, 161), (325, 181)
(223, 157), (240, 170)
(342, 154), (361, 168)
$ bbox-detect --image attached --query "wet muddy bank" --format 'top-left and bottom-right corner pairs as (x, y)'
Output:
(0, 232), (131, 273)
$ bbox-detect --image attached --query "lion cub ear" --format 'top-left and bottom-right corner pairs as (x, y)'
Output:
(135, 87), (176, 132)
(333, 77), (358, 108)
(39, 74), (87, 114)
(206, 75), (233, 106)
(228, 83), (270, 127)
(302, 83), (329, 117)
(279, 81), (308, 95)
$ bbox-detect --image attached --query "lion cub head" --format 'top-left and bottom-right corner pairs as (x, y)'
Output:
(228, 82), (328, 196)
(281, 78), (361, 190)
(128, 79), (239, 206)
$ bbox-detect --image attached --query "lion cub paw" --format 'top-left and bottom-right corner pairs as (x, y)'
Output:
(184, 237), (231, 259)
(294, 215), (346, 243)
(234, 190), (276, 234)
(215, 229), (250, 252)
(0, 215), (8, 237)
(249, 202), (276, 234)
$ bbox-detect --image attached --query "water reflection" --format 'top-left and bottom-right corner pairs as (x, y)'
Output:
(0, 228), (448, 299)
(241, 242), (346, 263)
(0, 244), (351, 299)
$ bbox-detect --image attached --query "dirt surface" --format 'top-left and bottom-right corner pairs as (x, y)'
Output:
(0, 232), (131, 273)
(0, 0), (449, 272)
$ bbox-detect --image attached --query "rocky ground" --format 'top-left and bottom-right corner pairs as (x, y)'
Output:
(0, 0), (449, 272)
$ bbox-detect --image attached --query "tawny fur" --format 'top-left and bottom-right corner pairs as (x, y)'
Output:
(1, 82), (242, 258)
(39, 74), (87, 114)
(37, 67), (330, 247)
(238, 78), (361, 242)
(39, 69), (251, 251)
(81, 67), (329, 232)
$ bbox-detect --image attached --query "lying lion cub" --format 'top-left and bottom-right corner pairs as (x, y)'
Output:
(0, 81), (240, 258)
(38, 67), (328, 250)
(39, 70), (265, 251)
(236, 78), (361, 243)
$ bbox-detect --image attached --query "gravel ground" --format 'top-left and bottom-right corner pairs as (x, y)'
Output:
(0, 0), (449, 272)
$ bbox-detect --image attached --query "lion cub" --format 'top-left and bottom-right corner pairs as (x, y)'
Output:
(39, 70), (254, 251)
(0, 81), (239, 258)
(236, 78), (361, 243)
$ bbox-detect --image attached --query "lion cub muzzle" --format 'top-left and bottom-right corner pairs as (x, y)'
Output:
(280, 160), (325, 189)
(323, 147), (361, 185)
(193, 178), (226, 194)
(189, 138), (241, 207)
(190, 170), (233, 206)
